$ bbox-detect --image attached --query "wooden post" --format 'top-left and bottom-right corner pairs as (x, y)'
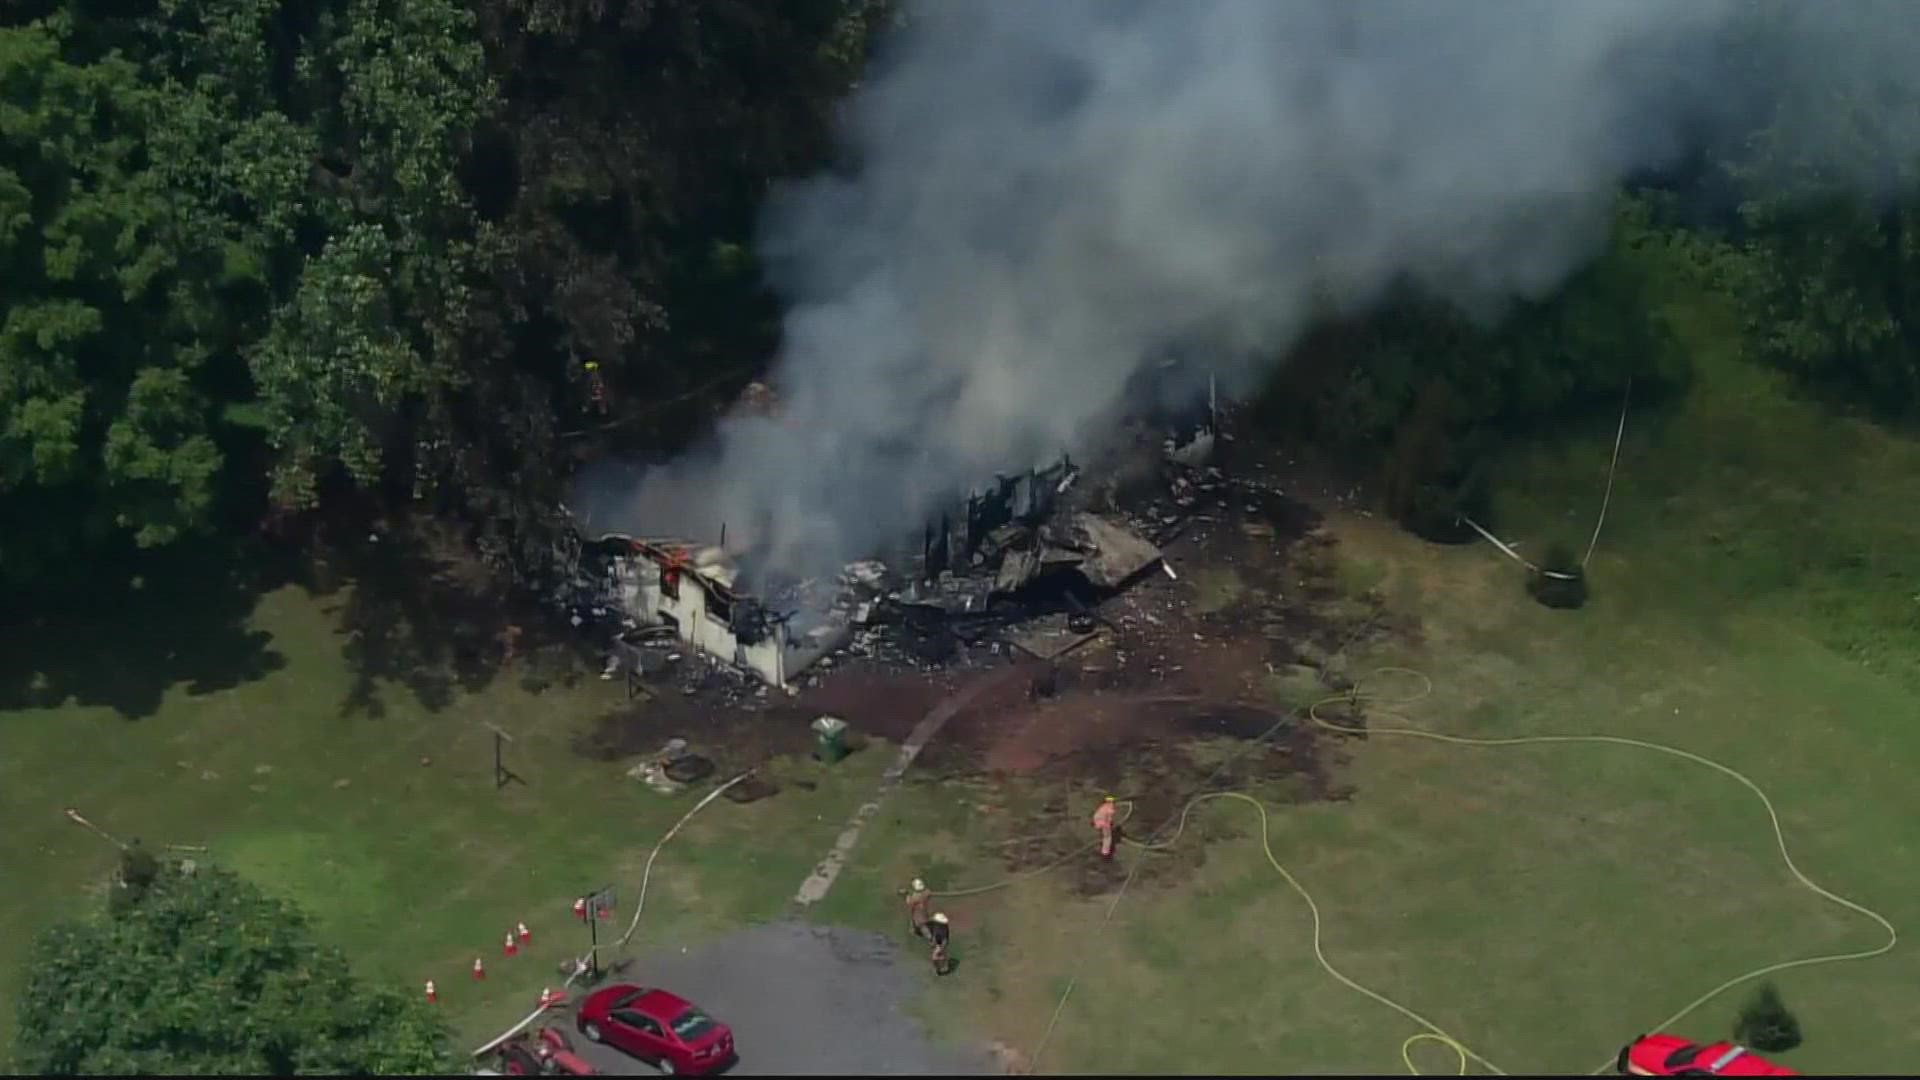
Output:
(483, 723), (517, 789)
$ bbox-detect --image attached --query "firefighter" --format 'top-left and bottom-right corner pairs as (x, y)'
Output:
(927, 912), (952, 975)
(901, 877), (933, 940)
(1092, 795), (1118, 859)
(584, 360), (609, 415)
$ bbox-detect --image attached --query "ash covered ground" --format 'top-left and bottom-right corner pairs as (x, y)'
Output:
(570, 410), (1405, 849)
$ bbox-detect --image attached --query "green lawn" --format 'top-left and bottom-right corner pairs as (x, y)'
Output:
(0, 577), (891, 1057)
(808, 277), (1920, 1074)
(11, 254), (1920, 1075)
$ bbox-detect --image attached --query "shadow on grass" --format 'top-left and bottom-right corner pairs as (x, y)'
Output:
(0, 540), (294, 719)
(313, 515), (596, 718)
(0, 510), (599, 721)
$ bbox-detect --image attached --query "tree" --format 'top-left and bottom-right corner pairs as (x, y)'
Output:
(4, 0), (894, 598)
(1733, 981), (1803, 1054)
(1379, 377), (1491, 544)
(0, 25), (231, 589)
(1273, 196), (1683, 544)
(1712, 2), (1920, 419)
(423, 0), (891, 583)
(15, 863), (454, 1075)
(3, 0), (503, 592)
(242, 0), (503, 510)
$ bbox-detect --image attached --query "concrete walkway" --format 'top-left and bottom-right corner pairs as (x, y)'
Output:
(793, 663), (1028, 906)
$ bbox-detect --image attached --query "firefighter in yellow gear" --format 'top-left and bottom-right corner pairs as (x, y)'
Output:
(584, 360), (609, 415)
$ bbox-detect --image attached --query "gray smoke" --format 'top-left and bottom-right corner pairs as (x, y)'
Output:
(574, 0), (1920, 580)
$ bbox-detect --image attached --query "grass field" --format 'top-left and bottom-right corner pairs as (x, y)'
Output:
(0, 569), (896, 1058)
(809, 271), (1920, 1074)
(10, 247), (1920, 1075)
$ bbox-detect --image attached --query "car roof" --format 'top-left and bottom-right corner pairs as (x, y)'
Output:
(630, 988), (694, 1018)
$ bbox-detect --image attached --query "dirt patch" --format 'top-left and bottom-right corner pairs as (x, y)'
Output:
(572, 693), (815, 773)
(871, 446), (1388, 898)
(971, 726), (1334, 899)
(725, 775), (783, 804)
(781, 664), (963, 743)
(570, 433), (1404, 861)
(958, 694), (1284, 775)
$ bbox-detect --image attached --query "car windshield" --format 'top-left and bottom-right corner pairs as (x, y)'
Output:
(613, 989), (647, 1010)
(1663, 1043), (1704, 1069)
(670, 1008), (716, 1040)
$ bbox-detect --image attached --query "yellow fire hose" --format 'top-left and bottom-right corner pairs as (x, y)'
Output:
(930, 668), (1897, 1076)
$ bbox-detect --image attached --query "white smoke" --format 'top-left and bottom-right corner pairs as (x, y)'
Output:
(573, 0), (1920, 580)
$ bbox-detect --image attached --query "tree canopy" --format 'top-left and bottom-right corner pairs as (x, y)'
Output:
(1, 24), (227, 584)
(1, 0), (888, 593)
(6, 0), (1920, 591)
(14, 860), (454, 1075)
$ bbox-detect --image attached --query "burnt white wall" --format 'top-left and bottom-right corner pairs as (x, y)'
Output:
(613, 558), (789, 686)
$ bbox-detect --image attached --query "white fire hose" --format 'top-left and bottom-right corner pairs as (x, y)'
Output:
(469, 771), (751, 1061)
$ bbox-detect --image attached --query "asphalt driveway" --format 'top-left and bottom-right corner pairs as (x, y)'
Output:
(571, 921), (994, 1076)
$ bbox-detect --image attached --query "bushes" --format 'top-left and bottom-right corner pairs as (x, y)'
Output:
(1381, 381), (1494, 544)
(18, 866), (454, 1075)
(1734, 982), (1803, 1054)
(117, 844), (159, 894)
(108, 842), (162, 915)
(1526, 542), (1589, 609)
(1390, 470), (1492, 545)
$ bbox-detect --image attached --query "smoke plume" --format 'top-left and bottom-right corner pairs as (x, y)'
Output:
(573, 0), (1920, 581)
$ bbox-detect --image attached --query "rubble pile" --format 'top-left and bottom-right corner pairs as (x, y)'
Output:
(772, 419), (1237, 686)
(548, 390), (1252, 696)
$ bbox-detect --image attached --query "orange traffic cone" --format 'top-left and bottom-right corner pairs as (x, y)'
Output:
(518, 921), (532, 944)
(425, 979), (438, 1003)
(572, 897), (587, 921)
(504, 931), (519, 958)
(539, 987), (555, 1009)
(595, 901), (610, 921)
(472, 956), (486, 981)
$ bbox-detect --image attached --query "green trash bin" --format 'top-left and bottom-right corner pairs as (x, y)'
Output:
(812, 715), (850, 764)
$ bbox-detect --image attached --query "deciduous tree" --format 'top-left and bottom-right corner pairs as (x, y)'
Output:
(0, 25), (229, 587)
(15, 864), (454, 1075)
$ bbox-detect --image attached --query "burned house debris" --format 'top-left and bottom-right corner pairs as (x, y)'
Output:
(555, 369), (1222, 691)
(560, 536), (851, 689)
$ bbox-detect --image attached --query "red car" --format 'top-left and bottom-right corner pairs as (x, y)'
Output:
(576, 984), (735, 1076)
(1618, 1034), (1796, 1076)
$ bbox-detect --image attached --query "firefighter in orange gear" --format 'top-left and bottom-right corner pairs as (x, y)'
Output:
(901, 878), (932, 940)
(1092, 795), (1118, 860)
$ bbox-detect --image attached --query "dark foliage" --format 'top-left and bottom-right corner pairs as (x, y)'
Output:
(1733, 981), (1803, 1054)
(1526, 542), (1589, 610)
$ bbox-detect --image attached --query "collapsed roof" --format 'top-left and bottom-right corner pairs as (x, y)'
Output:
(556, 379), (1213, 686)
